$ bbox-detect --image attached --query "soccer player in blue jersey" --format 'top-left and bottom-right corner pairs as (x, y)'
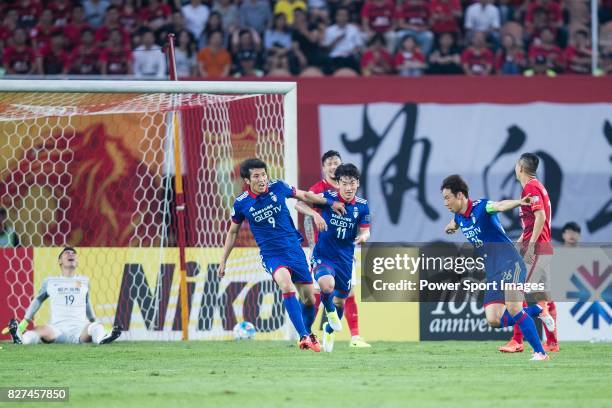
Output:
(309, 164), (371, 353)
(218, 158), (345, 352)
(441, 175), (549, 361)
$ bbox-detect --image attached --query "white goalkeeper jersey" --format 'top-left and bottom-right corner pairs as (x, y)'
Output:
(25, 275), (95, 327)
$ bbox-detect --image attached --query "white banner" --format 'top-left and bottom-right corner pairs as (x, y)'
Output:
(319, 103), (612, 243)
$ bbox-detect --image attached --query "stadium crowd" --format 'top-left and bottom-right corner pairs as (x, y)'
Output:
(1, 0), (611, 77)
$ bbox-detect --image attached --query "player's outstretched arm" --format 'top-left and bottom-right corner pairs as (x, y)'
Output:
(218, 221), (241, 278)
(86, 292), (96, 323)
(295, 190), (346, 215)
(17, 279), (50, 334)
(445, 219), (458, 234)
(486, 194), (531, 214)
(354, 227), (370, 245)
(295, 201), (327, 232)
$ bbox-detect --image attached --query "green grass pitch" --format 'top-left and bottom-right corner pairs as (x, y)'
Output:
(1, 341), (611, 408)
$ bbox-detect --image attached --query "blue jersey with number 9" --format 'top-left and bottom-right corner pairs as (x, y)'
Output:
(231, 180), (303, 258)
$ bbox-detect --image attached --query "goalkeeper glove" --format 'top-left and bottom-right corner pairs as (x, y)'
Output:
(17, 320), (28, 335)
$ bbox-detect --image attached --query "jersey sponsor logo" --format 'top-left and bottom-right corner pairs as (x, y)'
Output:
(252, 204), (282, 223)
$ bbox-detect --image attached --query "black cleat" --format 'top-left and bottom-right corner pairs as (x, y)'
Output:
(99, 325), (122, 345)
(7, 319), (22, 344)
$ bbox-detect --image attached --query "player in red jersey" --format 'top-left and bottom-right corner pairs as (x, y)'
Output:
(296, 150), (371, 348)
(499, 153), (558, 353)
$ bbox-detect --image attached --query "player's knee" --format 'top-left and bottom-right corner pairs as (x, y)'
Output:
(505, 303), (522, 316)
(277, 281), (295, 293)
(22, 330), (42, 344)
(317, 276), (335, 293)
(486, 317), (502, 328)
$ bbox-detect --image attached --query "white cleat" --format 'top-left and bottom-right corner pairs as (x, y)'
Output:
(349, 336), (372, 348)
(322, 322), (335, 353)
(530, 352), (550, 361)
(326, 310), (342, 332)
(539, 312), (556, 333)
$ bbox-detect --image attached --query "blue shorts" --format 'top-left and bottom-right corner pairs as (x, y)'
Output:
(484, 258), (527, 306)
(310, 256), (351, 298)
(261, 248), (312, 284)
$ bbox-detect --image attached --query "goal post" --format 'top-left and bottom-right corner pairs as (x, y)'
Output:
(0, 79), (298, 341)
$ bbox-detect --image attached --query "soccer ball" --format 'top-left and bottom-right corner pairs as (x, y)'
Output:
(233, 321), (256, 340)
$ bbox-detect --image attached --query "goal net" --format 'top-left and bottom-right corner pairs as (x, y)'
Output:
(0, 80), (297, 341)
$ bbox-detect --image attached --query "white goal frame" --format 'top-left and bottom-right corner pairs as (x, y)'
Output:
(0, 79), (299, 211)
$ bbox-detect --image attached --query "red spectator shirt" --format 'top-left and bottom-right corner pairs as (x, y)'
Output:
(495, 48), (526, 71)
(37, 45), (70, 74)
(68, 45), (101, 74)
(361, 1), (396, 33)
(63, 22), (92, 47)
(15, 1), (43, 28)
(430, 0), (461, 33)
(397, 2), (431, 30)
(0, 26), (12, 44)
(48, 0), (73, 26)
(120, 12), (140, 33)
(309, 179), (339, 243)
(95, 26), (131, 46)
(138, 3), (172, 25)
(30, 24), (58, 50)
(526, 2), (563, 26)
(100, 46), (133, 75)
(528, 43), (564, 68)
(520, 178), (553, 254)
(461, 47), (494, 74)
(565, 46), (591, 74)
(3, 45), (36, 74)
(394, 49), (426, 67)
(361, 48), (394, 73)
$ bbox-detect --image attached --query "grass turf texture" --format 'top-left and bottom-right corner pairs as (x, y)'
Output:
(1, 341), (610, 408)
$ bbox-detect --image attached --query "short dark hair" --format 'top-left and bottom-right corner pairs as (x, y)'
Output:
(519, 153), (539, 175)
(58, 247), (77, 259)
(321, 150), (341, 165)
(441, 175), (469, 198)
(239, 158), (267, 179)
(334, 163), (360, 181)
(562, 222), (581, 234)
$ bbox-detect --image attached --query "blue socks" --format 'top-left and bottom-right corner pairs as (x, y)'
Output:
(325, 306), (344, 334)
(301, 302), (316, 334)
(513, 310), (545, 354)
(524, 304), (542, 317)
(321, 291), (336, 313)
(283, 292), (308, 338)
(499, 310), (516, 328)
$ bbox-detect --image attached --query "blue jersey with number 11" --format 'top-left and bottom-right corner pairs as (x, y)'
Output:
(313, 191), (370, 268)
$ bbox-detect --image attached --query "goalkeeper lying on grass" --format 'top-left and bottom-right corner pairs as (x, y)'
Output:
(5, 247), (121, 345)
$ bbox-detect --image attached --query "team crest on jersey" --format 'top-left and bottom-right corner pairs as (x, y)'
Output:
(249, 207), (255, 212)
(353, 207), (359, 219)
(471, 216), (476, 225)
(270, 193), (277, 202)
(75, 280), (81, 288)
(532, 196), (540, 203)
